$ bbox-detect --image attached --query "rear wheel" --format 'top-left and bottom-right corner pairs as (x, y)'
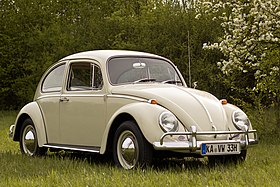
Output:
(20, 118), (47, 156)
(113, 121), (153, 169)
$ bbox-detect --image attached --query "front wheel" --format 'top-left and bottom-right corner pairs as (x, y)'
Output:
(113, 121), (153, 169)
(20, 118), (47, 156)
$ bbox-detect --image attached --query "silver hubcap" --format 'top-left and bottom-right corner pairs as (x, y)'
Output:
(22, 125), (36, 156)
(117, 130), (139, 169)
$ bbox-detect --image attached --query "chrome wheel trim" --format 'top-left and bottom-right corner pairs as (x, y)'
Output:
(22, 125), (36, 156)
(117, 130), (139, 169)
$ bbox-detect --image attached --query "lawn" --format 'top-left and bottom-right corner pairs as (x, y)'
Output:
(0, 111), (279, 187)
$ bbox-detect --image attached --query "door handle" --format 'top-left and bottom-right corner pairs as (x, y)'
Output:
(59, 97), (69, 102)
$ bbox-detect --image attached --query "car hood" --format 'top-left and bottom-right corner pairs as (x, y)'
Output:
(111, 84), (228, 132)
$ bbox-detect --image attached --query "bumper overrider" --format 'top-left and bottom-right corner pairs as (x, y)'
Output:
(153, 126), (258, 155)
(9, 124), (15, 139)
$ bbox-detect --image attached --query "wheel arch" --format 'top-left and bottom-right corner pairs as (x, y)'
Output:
(13, 102), (47, 147)
(104, 113), (136, 155)
(100, 102), (166, 154)
(13, 113), (30, 141)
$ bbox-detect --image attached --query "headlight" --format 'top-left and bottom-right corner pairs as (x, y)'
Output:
(232, 110), (250, 130)
(159, 112), (179, 132)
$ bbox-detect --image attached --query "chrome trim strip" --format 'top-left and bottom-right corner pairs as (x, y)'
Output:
(43, 144), (100, 153)
(37, 93), (146, 102)
(107, 94), (147, 102)
(37, 94), (105, 101)
(36, 94), (61, 101)
(60, 94), (105, 97)
(184, 90), (213, 124)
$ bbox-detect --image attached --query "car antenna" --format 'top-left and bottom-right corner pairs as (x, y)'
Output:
(188, 30), (191, 88)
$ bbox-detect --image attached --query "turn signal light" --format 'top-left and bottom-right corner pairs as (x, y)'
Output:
(220, 99), (228, 105)
(148, 99), (158, 105)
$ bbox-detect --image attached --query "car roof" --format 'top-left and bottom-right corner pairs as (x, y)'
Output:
(59, 50), (167, 62)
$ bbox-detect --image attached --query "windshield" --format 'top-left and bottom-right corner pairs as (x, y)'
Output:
(108, 57), (183, 85)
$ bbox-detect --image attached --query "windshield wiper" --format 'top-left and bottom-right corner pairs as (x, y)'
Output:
(161, 80), (182, 84)
(133, 78), (156, 83)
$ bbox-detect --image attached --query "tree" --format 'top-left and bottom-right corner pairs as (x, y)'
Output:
(0, 0), (236, 109)
(0, 0), (115, 109)
(198, 0), (280, 107)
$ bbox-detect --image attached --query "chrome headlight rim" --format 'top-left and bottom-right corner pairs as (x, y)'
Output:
(159, 111), (179, 132)
(232, 110), (251, 130)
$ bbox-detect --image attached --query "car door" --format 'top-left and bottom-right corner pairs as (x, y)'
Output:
(59, 60), (106, 147)
(36, 63), (66, 144)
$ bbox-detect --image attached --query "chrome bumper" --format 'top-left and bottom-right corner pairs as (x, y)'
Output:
(9, 124), (15, 139)
(153, 126), (258, 154)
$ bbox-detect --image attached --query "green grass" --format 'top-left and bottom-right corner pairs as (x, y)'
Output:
(1, 110), (280, 187)
(247, 106), (280, 140)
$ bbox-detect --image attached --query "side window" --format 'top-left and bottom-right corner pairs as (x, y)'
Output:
(93, 64), (103, 89)
(42, 64), (65, 92)
(68, 62), (103, 91)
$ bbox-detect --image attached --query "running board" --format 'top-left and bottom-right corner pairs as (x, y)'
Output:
(43, 144), (100, 153)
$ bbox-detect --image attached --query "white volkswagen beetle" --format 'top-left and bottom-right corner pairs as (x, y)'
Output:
(9, 50), (258, 169)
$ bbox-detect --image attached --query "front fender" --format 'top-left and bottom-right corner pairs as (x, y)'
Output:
(223, 103), (253, 129)
(100, 102), (171, 154)
(223, 103), (255, 139)
(13, 102), (47, 147)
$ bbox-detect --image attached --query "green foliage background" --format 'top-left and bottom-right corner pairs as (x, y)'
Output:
(0, 0), (278, 112)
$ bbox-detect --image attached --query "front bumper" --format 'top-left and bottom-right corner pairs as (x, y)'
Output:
(153, 126), (258, 155)
(9, 124), (15, 139)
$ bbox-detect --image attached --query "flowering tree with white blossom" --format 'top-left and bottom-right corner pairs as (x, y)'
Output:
(197, 0), (280, 105)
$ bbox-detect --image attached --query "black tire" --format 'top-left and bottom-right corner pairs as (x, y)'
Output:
(208, 150), (247, 165)
(113, 121), (153, 169)
(19, 118), (47, 156)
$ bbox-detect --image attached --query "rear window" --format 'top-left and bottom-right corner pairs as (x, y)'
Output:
(42, 64), (66, 92)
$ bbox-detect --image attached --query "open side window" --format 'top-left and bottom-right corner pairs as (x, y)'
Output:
(68, 62), (103, 91)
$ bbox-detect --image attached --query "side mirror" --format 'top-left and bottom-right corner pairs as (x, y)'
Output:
(193, 81), (198, 89)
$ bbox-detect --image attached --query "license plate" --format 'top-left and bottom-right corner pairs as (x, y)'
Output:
(201, 143), (240, 155)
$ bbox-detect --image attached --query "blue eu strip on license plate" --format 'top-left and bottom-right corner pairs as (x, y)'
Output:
(201, 143), (240, 155)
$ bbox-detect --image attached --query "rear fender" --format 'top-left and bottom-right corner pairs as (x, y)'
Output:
(13, 102), (47, 147)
